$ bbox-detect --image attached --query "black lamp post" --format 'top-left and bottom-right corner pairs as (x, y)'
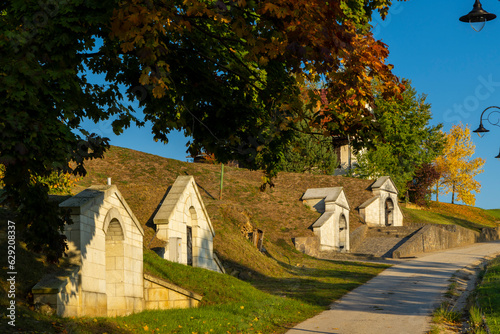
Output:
(459, 0), (497, 31)
(473, 106), (500, 158)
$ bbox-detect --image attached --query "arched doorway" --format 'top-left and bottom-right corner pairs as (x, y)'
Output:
(105, 218), (125, 315)
(338, 214), (347, 251)
(186, 206), (198, 266)
(385, 198), (394, 226)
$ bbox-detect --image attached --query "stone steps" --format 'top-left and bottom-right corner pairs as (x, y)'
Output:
(366, 226), (421, 238)
(352, 236), (410, 258)
(350, 226), (422, 258)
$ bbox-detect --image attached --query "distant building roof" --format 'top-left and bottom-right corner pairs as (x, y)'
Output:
(302, 187), (343, 203)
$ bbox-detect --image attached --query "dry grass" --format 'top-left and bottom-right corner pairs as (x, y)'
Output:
(76, 146), (377, 277)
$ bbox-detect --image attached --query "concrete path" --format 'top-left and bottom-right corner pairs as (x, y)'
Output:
(286, 241), (500, 334)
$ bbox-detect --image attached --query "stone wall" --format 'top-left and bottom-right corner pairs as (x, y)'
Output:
(479, 227), (500, 242)
(348, 225), (368, 252)
(154, 176), (223, 273)
(65, 187), (144, 316)
(293, 236), (320, 258)
(393, 224), (479, 258)
(143, 274), (202, 310)
(32, 266), (83, 317)
(303, 198), (326, 213)
(33, 184), (207, 318)
(360, 197), (380, 226)
(312, 208), (350, 252)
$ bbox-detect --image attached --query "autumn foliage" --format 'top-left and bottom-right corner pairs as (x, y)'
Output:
(109, 0), (405, 154)
(407, 163), (441, 207)
(1, 0), (405, 260)
(435, 123), (485, 206)
(0, 164), (77, 195)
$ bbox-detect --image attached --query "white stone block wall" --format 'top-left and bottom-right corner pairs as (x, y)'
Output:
(314, 214), (335, 252)
(314, 205), (350, 252)
(35, 184), (207, 317)
(154, 177), (223, 273)
(57, 267), (81, 317)
(378, 193), (403, 227)
(362, 198), (381, 226)
(303, 198), (326, 213)
(79, 208), (107, 296)
(62, 189), (145, 317)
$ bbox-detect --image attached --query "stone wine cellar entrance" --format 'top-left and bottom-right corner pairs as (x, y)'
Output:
(32, 184), (203, 317)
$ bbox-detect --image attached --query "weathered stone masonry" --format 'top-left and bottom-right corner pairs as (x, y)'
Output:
(32, 184), (203, 317)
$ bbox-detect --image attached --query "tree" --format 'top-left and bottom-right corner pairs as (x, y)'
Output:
(280, 130), (338, 175)
(1, 0), (404, 260)
(354, 82), (444, 198)
(434, 123), (485, 206)
(407, 163), (441, 207)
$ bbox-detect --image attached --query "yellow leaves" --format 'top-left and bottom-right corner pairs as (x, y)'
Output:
(435, 123), (485, 206)
(143, 324), (149, 331)
(214, 14), (231, 24)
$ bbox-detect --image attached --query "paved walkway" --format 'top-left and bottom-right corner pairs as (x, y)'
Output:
(286, 241), (500, 334)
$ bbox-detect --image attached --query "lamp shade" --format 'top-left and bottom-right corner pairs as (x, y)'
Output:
(459, 0), (497, 23)
(473, 123), (490, 137)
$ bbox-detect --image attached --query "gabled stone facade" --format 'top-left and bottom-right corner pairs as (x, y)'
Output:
(32, 185), (202, 317)
(301, 187), (350, 252)
(58, 185), (145, 317)
(358, 176), (403, 227)
(153, 176), (224, 273)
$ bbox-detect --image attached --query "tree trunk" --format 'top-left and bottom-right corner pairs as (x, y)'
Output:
(435, 183), (439, 202)
(451, 184), (455, 204)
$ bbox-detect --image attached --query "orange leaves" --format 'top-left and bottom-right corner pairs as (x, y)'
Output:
(185, 0), (216, 17)
(262, 3), (290, 19)
(105, 0), (403, 152)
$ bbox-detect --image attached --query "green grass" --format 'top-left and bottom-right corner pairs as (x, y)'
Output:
(16, 146), (500, 333)
(432, 303), (461, 324)
(0, 236), (387, 334)
(475, 256), (500, 333)
(427, 325), (442, 334)
(486, 209), (500, 221)
(444, 281), (460, 298)
(402, 207), (494, 232)
(468, 306), (488, 334)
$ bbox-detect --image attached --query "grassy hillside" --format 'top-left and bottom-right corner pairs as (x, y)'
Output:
(486, 209), (500, 221)
(3, 145), (499, 333)
(0, 146), (390, 333)
(403, 201), (499, 232)
(76, 145), (377, 277)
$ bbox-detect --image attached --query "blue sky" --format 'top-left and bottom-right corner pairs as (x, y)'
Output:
(373, 0), (500, 209)
(82, 0), (500, 209)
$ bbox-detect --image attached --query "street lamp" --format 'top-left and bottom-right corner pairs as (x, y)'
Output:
(474, 106), (500, 158)
(459, 0), (497, 32)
